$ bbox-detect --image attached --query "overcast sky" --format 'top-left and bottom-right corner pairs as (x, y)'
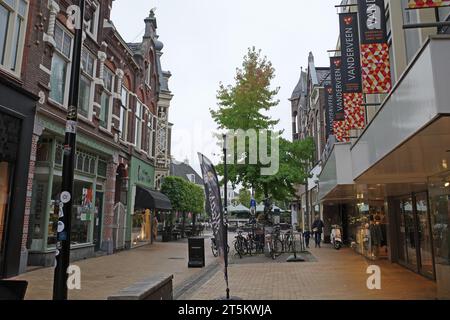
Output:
(111, 0), (340, 173)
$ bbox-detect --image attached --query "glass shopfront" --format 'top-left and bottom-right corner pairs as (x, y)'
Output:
(428, 174), (450, 280)
(347, 201), (388, 260)
(0, 162), (11, 259)
(29, 137), (109, 256)
(132, 209), (151, 246)
(392, 192), (435, 279)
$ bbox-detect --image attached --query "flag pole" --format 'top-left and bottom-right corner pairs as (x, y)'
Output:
(222, 134), (230, 300)
(53, 0), (85, 300)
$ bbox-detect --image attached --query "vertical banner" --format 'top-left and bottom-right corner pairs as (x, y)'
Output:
(339, 12), (362, 93)
(358, 0), (392, 94)
(198, 153), (225, 260)
(339, 12), (365, 131)
(408, 0), (450, 8)
(330, 57), (344, 121)
(324, 85), (335, 138)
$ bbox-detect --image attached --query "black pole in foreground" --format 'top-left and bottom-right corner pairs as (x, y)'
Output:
(53, 0), (85, 300)
(222, 134), (230, 300)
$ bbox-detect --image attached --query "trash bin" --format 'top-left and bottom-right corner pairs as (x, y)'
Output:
(0, 280), (28, 300)
(188, 237), (205, 268)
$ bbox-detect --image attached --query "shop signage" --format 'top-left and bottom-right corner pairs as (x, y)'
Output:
(138, 165), (153, 185)
(339, 12), (362, 93)
(408, 0), (450, 8)
(324, 85), (335, 137)
(330, 57), (344, 121)
(358, 0), (392, 94)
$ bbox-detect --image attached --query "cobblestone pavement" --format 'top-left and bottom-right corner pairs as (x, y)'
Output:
(12, 236), (218, 300)
(11, 234), (438, 300)
(180, 245), (438, 300)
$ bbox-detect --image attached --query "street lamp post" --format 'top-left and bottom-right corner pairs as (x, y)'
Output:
(53, 0), (85, 300)
(222, 134), (230, 300)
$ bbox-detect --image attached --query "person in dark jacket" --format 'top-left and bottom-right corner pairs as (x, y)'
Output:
(312, 215), (325, 248)
(303, 229), (311, 249)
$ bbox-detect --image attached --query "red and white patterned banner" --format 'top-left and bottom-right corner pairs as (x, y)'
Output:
(333, 120), (350, 142)
(408, 0), (450, 8)
(361, 43), (392, 94)
(344, 93), (365, 130)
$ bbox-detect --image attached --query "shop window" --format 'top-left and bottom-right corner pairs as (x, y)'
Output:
(97, 160), (107, 178)
(0, 0), (28, 74)
(28, 180), (48, 251)
(48, 178), (93, 246)
(36, 139), (51, 162)
(54, 143), (63, 166)
(0, 162), (11, 253)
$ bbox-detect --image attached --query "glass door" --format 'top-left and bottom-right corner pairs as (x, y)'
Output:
(399, 197), (419, 271)
(93, 192), (104, 252)
(415, 192), (435, 279)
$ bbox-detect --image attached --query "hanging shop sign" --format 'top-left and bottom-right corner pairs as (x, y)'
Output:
(324, 85), (335, 137)
(339, 11), (366, 130)
(333, 120), (349, 143)
(408, 0), (450, 8)
(330, 57), (345, 121)
(339, 12), (362, 93)
(358, 0), (392, 94)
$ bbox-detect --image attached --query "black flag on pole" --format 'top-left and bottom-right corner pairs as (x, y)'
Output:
(198, 153), (226, 261)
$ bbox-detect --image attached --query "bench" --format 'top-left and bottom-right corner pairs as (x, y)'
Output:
(107, 274), (174, 300)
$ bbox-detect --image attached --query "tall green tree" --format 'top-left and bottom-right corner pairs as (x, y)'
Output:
(210, 47), (315, 206)
(237, 189), (251, 207)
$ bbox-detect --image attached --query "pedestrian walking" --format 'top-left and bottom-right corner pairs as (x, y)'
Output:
(312, 215), (325, 248)
(303, 229), (311, 249)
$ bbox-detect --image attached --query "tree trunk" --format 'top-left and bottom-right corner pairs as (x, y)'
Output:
(182, 212), (186, 238)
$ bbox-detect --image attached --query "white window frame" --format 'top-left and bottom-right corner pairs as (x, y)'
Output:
(85, 0), (100, 41)
(0, 0), (29, 76)
(79, 48), (96, 120)
(120, 86), (129, 141)
(134, 100), (143, 150)
(145, 61), (152, 88)
(49, 23), (73, 108)
(100, 68), (114, 130)
(147, 113), (156, 159)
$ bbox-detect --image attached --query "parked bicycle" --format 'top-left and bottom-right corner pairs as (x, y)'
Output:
(210, 237), (229, 257)
(266, 226), (283, 260)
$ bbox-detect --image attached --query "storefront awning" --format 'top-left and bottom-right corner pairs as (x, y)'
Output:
(135, 186), (172, 211)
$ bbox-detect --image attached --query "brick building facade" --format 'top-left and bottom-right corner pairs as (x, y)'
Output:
(0, 0), (173, 277)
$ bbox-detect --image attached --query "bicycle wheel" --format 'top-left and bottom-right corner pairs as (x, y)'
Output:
(211, 243), (219, 257)
(234, 239), (245, 258)
(273, 239), (283, 258)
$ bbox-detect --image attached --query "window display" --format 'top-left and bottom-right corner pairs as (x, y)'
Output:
(132, 209), (151, 246)
(348, 201), (388, 260)
(48, 178), (93, 246)
(0, 162), (11, 254)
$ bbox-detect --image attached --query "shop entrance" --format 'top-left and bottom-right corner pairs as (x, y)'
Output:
(0, 162), (13, 276)
(395, 192), (435, 279)
(93, 191), (104, 252)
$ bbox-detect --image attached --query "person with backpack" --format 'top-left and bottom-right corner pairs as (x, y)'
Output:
(311, 215), (325, 248)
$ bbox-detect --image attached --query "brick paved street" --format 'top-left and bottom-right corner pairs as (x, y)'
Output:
(180, 244), (438, 300)
(12, 237), (218, 300)
(11, 234), (438, 300)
